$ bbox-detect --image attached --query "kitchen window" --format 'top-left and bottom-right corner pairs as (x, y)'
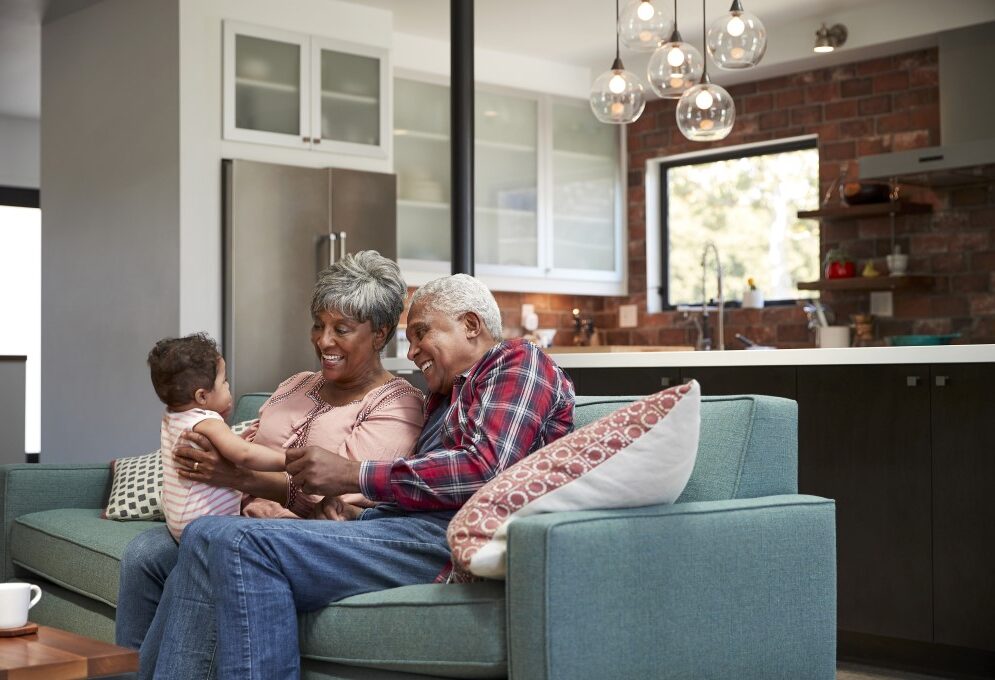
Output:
(656, 137), (819, 308)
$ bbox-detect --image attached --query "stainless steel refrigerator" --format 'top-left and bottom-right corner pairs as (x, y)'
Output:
(222, 159), (396, 398)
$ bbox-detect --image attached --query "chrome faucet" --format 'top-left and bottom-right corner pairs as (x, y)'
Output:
(701, 241), (724, 351)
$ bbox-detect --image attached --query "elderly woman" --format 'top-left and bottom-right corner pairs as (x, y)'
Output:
(115, 250), (424, 649)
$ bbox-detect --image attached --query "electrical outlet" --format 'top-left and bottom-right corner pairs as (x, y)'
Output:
(521, 303), (535, 319)
(619, 304), (638, 328)
(869, 292), (893, 317)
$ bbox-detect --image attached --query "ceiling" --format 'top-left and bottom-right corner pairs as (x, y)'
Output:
(2, 0), (993, 120)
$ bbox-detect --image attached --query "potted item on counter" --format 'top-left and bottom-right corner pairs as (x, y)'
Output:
(886, 245), (909, 276)
(824, 248), (856, 279)
(861, 260), (881, 277)
(742, 277), (764, 308)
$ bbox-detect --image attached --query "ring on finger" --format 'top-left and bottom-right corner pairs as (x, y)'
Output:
(193, 461), (200, 472)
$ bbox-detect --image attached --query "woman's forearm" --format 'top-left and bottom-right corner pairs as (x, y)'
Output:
(234, 470), (288, 504)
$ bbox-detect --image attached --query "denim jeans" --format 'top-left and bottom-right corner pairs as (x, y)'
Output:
(139, 507), (452, 680)
(115, 525), (178, 649)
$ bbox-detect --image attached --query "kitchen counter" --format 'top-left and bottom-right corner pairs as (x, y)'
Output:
(383, 344), (995, 372)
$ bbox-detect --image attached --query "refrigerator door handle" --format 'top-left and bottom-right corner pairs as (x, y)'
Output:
(316, 232), (337, 276)
(339, 231), (347, 260)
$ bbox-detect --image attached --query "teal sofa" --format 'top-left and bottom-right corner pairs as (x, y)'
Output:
(1, 394), (836, 679)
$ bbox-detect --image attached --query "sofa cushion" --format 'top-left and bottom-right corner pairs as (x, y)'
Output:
(10, 509), (158, 606)
(300, 581), (507, 679)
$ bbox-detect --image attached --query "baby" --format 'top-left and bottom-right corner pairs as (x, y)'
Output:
(148, 333), (284, 541)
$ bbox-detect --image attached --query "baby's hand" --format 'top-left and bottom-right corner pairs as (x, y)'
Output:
(312, 496), (363, 522)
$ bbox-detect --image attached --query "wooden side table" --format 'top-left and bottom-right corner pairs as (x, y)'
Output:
(0, 625), (137, 679)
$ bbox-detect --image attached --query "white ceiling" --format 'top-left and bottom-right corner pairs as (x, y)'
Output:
(1, 0), (994, 120)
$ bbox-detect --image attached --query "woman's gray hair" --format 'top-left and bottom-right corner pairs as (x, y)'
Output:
(410, 274), (502, 340)
(311, 250), (407, 346)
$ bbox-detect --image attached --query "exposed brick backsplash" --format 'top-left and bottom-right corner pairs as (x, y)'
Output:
(408, 48), (994, 349)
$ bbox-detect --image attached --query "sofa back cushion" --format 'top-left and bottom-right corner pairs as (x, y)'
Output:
(575, 394), (797, 501)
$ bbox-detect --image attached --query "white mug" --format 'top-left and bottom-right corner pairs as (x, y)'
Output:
(0, 583), (42, 629)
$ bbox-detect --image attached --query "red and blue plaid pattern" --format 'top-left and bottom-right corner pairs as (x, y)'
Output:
(360, 339), (575, 510)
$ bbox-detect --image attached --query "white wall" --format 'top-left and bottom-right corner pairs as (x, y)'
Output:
(41, 0), (181, 461)
(0, 115), (39, 189)
(178, 0), (393, 339)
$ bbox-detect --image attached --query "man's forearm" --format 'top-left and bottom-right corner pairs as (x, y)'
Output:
(234, 470), (288, 504)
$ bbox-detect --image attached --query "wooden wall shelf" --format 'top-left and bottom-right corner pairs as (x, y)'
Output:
(797, 202), (933, 220)
(798, 276), (934, 292)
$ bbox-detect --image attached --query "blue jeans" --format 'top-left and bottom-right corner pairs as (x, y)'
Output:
(139, 507), (452, 680)
(115, 525), (178, 649)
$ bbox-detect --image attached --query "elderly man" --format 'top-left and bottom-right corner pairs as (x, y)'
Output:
(141, 274), (575, 679)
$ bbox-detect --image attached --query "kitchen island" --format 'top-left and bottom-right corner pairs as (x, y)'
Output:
(386, 343), (995, 676)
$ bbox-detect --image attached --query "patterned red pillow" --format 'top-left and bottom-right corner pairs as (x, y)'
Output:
(448, 380), (700, 579)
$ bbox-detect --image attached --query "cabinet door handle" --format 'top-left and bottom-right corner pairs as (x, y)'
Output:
(935, 375), (949, 387)
(313, 137), (321, 145)
(661, 376), (672, 388)
(906, 376), (920, 387)
(339, 231), (347, 260)
(302, 136), (311, 143)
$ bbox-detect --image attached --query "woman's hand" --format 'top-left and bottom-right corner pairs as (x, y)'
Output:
(311, 496), (363, 521)
(175, 430), (247, 489)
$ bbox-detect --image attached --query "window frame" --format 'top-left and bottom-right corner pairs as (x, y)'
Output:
(655, 136), (819, 310)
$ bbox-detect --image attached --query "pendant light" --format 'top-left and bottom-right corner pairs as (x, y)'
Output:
(591, 0), (646, 124)
(647, 0), (703, 99)
(676, 0), (735, 141)
(706, 0), (766, 69)
(618, 0), (674, 52)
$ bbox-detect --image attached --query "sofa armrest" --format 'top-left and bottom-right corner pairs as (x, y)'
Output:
(505, 495), (836, 680)
(0, 463), (112, 581)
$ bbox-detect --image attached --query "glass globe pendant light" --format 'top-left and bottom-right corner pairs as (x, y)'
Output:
(618, 0), (674, 52)
(676, 0), (735, 141)
(706, 0), (766, 69)
(647, 0), (703, 99)
(591, 0), (647, 124)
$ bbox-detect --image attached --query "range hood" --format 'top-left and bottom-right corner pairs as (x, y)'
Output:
(859, 22), (995, 187)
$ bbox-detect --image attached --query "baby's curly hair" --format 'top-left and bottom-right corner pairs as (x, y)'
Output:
(148, 333), (222, 408)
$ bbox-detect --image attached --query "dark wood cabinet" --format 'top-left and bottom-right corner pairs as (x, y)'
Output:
(680, 365), (796, 399)
(797, 365), (933, 642)
(930, 363), (995, 652)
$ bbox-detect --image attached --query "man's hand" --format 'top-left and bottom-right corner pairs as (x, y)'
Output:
(311, 496), (364, 521)
(285, 446), (363, 497)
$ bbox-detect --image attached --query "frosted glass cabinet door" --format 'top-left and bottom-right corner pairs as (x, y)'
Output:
(224, 22), (309, 146)
(312, 37), (389, 157)
(395, 78), (451, 262)
(475, 91), (539, 268)
(551, 100), (619, 272)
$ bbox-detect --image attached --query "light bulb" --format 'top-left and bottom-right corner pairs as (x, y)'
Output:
(637, 0), (655, 21)
(591, 64), (646, 124)
(726, 15), (746, 37)
(695, 90), (714, 109)
(608, 73), (627, 94)
(669, 76), (684, 88)
(610, 102), (625, 117)
(619, 0), (673, 52)
(730, 47), (745, 59)
(668, 46), (686, 67)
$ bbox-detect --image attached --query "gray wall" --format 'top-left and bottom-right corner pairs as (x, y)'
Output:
(41, 0), (180, 461)
(0, 357), (26, 463)
(0, 115), (39, 189)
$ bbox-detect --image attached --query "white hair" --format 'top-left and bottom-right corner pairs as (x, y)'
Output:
(410, 274), (502, 341)
(311, 251), (407, 344)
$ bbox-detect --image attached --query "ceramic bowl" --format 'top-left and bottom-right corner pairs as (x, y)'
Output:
(887, 334), (961, 346)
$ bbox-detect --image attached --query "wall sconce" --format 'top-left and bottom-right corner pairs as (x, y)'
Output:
(814, 23), (847, 53)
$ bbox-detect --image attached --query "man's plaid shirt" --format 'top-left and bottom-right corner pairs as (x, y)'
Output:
(359, 339), (575, 510)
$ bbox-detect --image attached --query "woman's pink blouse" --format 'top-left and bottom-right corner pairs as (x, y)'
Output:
(241, 372), (424, 518)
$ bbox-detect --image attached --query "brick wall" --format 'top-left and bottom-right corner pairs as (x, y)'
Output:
(418, 47), (995, 348)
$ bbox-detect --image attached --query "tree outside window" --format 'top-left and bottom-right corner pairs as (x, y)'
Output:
(663, 140), (819, 306)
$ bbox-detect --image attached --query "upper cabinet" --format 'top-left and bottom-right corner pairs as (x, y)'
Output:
(223, 22), (389, 159)
(395, 76), (625, 296)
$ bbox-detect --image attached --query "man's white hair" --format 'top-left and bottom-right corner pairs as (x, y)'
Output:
(410, 274), (503, 340)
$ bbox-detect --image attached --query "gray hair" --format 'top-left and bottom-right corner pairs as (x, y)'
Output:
(410, 274), (502, 340)
(311, 250), (407, 345)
